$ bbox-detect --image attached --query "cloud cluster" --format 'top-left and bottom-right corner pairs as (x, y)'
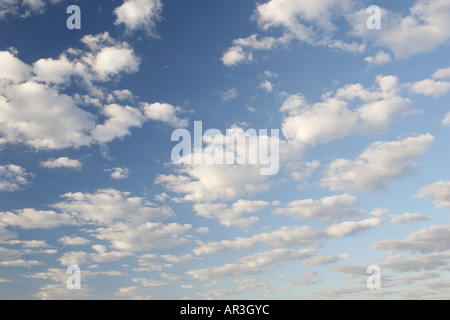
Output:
(0, 165), (32, 192)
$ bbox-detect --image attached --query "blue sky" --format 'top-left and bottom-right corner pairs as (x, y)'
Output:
(0, 0), (449, 300)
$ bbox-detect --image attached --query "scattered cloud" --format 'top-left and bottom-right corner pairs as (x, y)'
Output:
(40, 157), (82, 170)
(322, 134), (435, 193)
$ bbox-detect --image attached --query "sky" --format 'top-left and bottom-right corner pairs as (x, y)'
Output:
(0, 0), (449, 300)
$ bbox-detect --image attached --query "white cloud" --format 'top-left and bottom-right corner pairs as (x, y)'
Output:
(142, 102), (189, 128)
(0, 209), (74, 229)
(302, 253), (350, 265)
(349, 0), (450, 59)
(433, 67), (450, 80)
(0, 0), (61, 19)
(40, 157), (82, 170)
(274, 194), (363, 224)
(0, 80), (96, 149)
(193, 200), (272, 228)
(193, 226), (325, 255)
(222, 34), (291, 67)
(91, 104), (145, 144)
(33, 55), (77, 85)
(364, 51), (391, 65)
(390, 213), (429, 224)
(416, 181), (450, 209)
(187, 248), (314, 281)
(372, 225), (450, 254)
(326, 217), (384, 238)
(221, 88), (238, 101)
(443, 113), (450, 127)
(53, 189), (175, 225)
(0, 51), (32, 82)
(0, 165), (32, 192)
(281, 75), (414, 145)
(409, 79), (450, 97)
(322, 134), (435, 193)
(114, 0), (162, 35)
(94, 222), (192, 252)
(156, 164), (271, 203)
(58, 236), (91, 246)
(259, 80), (273, 92)
(108, 167), (130, 180)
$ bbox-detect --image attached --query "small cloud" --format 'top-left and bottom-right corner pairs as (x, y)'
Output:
(365, 51), (391, 66)
(40, 157), (82, 170)
(107, 167), (130, 180)
(221, 88), (238, 101)
(259, 80), (273, 92)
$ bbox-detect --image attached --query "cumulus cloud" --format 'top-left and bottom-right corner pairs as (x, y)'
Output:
(281, 75), (414, 145)
(53, 189), (175, 225)
(142, 102), (189, 128)
(0, 0), (62, 19)
(416, 181), (450, 209)
(390, 213), (429, 224)
(321, 134), (435, 193)
(326, 217), (384, 238)
(222, 34), (291, 67)
(193, 200), (272, 228)
(40, 157), (82, 170)
(187, 248), (314, 281)
(0, 165), (32, 192)
(409, 79), (450, 97)
(349, 0), (450, 59)
(0, 209), (74, 229)
(193, 226), (326, 255)
(443, 113), (450, 127)
(114, 0), (162, 35)
(108, 167), (130, 180)
(371, 225), (450, 254)
(274, 194), (364, 224)
(58, 236), (91, 246)
(364, 51), (391, 65)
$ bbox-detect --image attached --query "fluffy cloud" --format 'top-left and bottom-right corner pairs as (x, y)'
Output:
(94, 222), (192, 252)
(349, 0), (450, 59)
(326, 217), (383, 238)
(156, 164), (271, 203)
(302, 253), (350, 265)
(58, 236), (91, 246)
(372, 225), (450, 254)
(222, 34), (291, 67)
(108, 167), (130, 180)
(390, 213), (429, 224)
(193, 226), (326, 255)
(142, 102), (189, 128)
(322, 134), (434, 193)
(0, 0), (62, 19)
(416, 181), (450, 209)
(409, 79), (450, 97)
(443, 113), (450, 127)
(53, 189), (175, 225)
(193, 200), (272, 228)
(187, 248), (314, 281)
(114, 0), (162, 35)
(40, 157), (82, 170)
(0, 165), (32, 192)
(364, 51), (391, 65)
(0, 209), (74, 229)
(281, 75), (414, 145)
(274, 194), (363, 224)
